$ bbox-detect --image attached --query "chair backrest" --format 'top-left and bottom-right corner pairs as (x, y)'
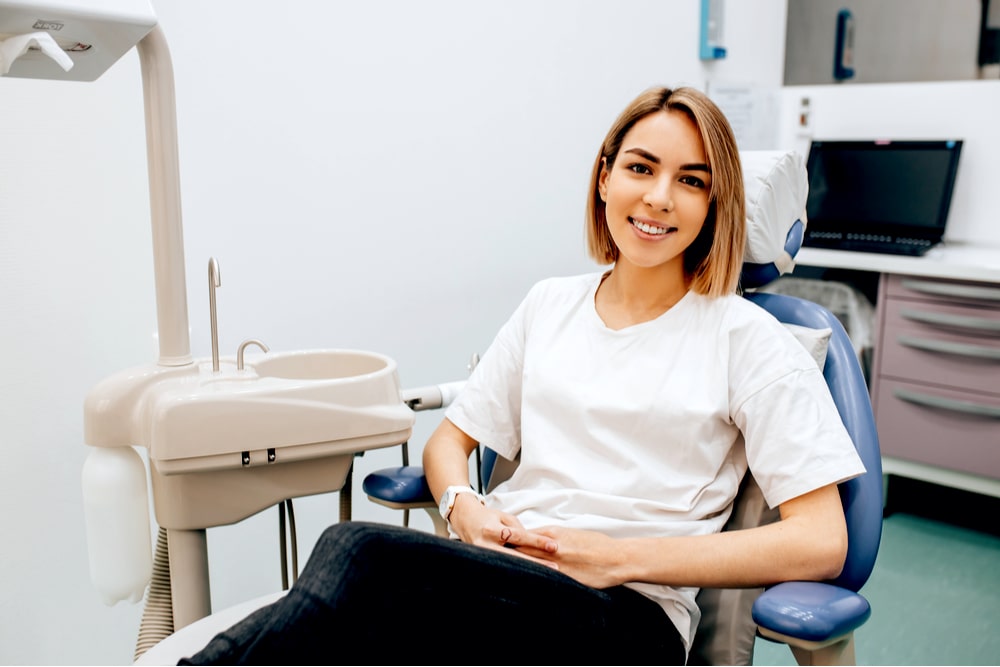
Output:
(743, 291), (882, 591)
(733, 147), (882, 593)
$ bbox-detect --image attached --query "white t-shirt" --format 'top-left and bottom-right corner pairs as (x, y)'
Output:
(445, 271), (866, 650)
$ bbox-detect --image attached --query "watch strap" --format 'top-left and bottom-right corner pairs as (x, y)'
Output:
(441, 485), (485, 522)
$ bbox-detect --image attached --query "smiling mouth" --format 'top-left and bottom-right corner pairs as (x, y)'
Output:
(630, 217), (677, 236)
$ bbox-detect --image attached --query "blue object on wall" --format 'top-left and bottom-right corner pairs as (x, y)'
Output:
(834, 8), (856, 80)
(700, 0), (726, 60)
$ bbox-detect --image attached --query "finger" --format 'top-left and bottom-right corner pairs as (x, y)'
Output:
(486, 542), (560, 570)
(510, 542), (563, 562)
(502, 527), (558, 553)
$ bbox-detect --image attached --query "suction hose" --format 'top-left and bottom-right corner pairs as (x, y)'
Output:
(133, 527), (174, 661)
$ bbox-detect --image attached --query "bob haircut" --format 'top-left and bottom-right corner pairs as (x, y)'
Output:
(585, 86), (746, 297)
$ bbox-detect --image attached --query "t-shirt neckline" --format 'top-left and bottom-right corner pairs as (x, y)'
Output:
(588, 271), (694, 334)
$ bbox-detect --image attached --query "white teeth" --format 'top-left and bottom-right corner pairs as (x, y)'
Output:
(631, 218), (671, 235)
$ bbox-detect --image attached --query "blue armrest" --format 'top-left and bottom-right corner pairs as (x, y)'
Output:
(362, 465), (433, 505)
(752, 581), (871, 643)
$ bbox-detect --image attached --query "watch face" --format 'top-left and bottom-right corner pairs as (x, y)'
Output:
(439, 489), (453, 518)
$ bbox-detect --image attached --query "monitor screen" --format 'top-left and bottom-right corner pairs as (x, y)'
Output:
(804, 139), (963, 240)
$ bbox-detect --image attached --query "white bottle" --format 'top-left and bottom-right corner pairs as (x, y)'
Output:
(81, 445), (153, 605)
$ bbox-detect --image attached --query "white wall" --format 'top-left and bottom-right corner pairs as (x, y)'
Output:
(0, 1), (788, 664)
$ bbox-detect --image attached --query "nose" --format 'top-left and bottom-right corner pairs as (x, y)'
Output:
(642, 176), (674, 212)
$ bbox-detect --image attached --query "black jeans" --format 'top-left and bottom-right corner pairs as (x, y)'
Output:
(179, 521), (685, 665)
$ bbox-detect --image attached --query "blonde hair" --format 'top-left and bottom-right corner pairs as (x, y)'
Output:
(585, 86), (746, 297)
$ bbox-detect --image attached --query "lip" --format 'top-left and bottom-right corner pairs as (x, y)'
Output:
(629, 216), (677, 238)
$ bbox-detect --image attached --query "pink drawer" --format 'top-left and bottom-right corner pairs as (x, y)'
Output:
(879, 299), (1000, 395)
(884, 274), (1000, 307)
(874, 378), (1000, 479)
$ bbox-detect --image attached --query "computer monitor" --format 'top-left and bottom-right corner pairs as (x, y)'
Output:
(802, 139), (963, 256)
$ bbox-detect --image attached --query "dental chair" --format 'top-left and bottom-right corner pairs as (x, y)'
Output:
(135, 150), (882, 666)
(361, 149), (884, 666)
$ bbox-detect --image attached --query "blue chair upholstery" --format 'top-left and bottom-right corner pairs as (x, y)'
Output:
(741, 219), (805, 289)
(361, 465), (431, 506)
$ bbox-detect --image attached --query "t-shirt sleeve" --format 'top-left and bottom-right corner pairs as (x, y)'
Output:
(444, 285), (536, 461)
(729, 314), (867, 508)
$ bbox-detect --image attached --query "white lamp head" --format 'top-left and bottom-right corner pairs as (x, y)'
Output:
(0, 0), (157, 81)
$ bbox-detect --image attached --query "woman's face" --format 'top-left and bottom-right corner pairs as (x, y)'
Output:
(598, 109), (711, 273)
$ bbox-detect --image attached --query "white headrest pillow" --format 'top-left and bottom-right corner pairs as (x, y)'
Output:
(741, 150), (809, 272)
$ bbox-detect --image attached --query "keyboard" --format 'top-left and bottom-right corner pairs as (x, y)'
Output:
(803, 232), (938, 257)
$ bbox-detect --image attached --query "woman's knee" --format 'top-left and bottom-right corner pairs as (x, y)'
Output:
(310, 521), (397, 564)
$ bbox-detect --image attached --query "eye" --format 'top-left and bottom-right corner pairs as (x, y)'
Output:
(626, 162), (653, 175)
(680, 174), (707, 189)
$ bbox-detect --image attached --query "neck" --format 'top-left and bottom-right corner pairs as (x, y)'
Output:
(595, 262), (690, 329)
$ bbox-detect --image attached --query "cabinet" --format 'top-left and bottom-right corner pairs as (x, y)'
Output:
(794, 244), (1000, 498)
(870, 275), (1000, 482)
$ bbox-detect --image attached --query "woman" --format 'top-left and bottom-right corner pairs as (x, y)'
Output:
(181, 86), (864, 665)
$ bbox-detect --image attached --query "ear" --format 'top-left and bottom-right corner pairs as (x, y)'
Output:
(598, 158), (609, 202)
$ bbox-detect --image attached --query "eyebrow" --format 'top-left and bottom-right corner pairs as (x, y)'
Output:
(623, 147), (711, 173)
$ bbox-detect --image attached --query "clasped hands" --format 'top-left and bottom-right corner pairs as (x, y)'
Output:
(447, 495), (625, 589)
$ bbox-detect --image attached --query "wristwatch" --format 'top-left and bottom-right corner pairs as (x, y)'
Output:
(438, 485), (485, 522)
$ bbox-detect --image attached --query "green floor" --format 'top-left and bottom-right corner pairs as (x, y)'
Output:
(752, 479), (1000, 666)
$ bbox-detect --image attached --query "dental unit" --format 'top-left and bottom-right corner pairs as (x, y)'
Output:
(1, 0), (415, 654)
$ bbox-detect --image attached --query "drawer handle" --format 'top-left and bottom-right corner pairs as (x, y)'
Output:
(897, 335), (1000, 360)
(900, 279), (1000, 303)
(893, 387), (1000, 419)
(900, 308), (1000, 334)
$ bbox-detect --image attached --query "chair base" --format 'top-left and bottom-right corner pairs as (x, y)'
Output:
(758, 628), (857, 666)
